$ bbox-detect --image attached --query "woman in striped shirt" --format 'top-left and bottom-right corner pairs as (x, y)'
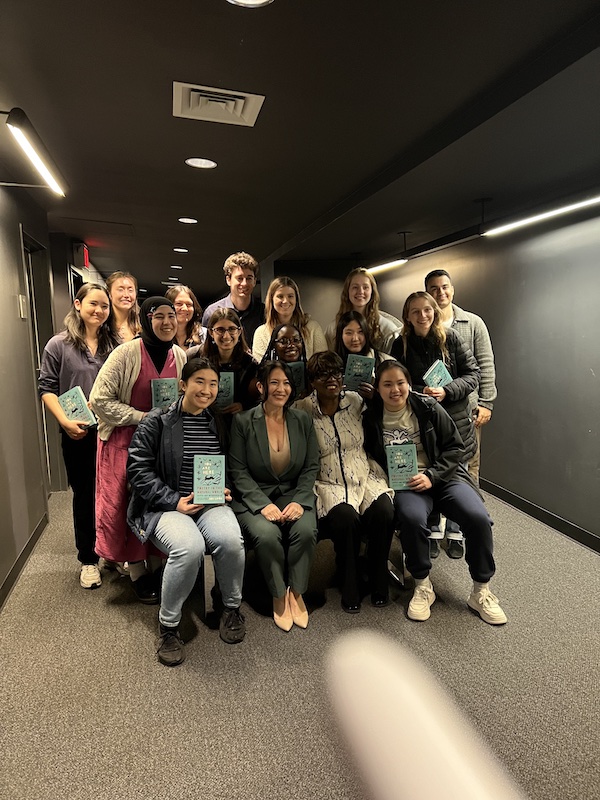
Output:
(126, 357), (246, 666)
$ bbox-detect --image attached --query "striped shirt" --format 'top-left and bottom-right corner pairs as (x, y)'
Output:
(179, 412), (222, 495)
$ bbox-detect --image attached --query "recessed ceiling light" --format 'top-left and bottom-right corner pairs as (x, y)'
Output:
(170, 265), (183, 270)
(185, 157), (217, 169)
(173, 247), (188, 253)
(226, 0), (274, 6)
(178, 217), (198, 224)
(138, 288), (147, 293)
(161, 280), (178, 285)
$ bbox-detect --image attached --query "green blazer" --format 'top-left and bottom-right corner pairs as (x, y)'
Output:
(228, 405), (319, 514)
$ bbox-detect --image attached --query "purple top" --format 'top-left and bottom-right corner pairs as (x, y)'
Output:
(38, 331), (111, 400)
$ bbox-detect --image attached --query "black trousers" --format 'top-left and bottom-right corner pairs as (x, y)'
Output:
(318, 494), (394, 605)
(61, 429), (99, 564)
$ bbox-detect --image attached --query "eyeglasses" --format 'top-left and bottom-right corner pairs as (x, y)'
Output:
(314, 371), (343, 381)
(212, 326), (241, 336)
(275, 337), (301, 346)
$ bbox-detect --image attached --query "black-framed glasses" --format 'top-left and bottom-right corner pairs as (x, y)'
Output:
(275, 337), (302, 346)
(211, 326), (241, 336)
(314, 370), (343, 381)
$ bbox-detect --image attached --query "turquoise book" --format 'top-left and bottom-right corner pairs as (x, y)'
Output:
(423, 359), (453, 388)
(213, 371), (235, 410)
(286, 361), (306, 396)
(193, 455), (226, 504)
(58, 386), (97, 427)
(386, 443), (418, 490)
(151, 378), (179, 410)
(344, 354), (375, 391)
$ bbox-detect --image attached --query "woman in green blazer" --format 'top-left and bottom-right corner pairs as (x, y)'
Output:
(229, 361), (320, 632)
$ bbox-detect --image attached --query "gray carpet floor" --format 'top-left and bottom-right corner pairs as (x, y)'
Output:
(1, 491), (598, 800)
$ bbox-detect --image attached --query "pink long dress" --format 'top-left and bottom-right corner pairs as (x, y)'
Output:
(95, 344), (177, 562)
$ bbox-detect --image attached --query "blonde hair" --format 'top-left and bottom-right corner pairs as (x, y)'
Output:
(264, 277), (309, 338)
(401, 291), (448, 362)
(335, 268), (382, 345)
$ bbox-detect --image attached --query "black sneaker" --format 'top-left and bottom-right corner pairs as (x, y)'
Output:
(219, 607), (246, 644)
(157, 625), (185, 666)
(429, 539), (440, 559)
(446, 539), (465, 559)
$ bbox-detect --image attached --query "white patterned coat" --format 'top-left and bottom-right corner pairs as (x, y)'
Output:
(295, 391), (393, 518)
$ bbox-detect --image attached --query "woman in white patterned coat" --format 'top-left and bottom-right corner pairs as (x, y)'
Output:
(295, 351), (394, 613)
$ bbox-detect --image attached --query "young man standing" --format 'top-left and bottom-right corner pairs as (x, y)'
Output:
(424, 269), (497, 558)
(202, 252), (265, 345)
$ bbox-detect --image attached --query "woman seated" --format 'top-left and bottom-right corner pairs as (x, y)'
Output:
(325, 268), (401, 353)
(197, 308), (259, 415)
(295, 351), (395, 613)
(166, 284), (207, 351)
(252, 276), (327, 362)
(363, 360), (506, 625)
(260, 322), (308, 398)
(229, 361), (319, 631)
(333, 310), (393, 401)
(391, 291), (480, 559)
(127, 357), (246, 667)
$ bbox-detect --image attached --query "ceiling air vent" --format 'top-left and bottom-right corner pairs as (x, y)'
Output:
(173, 82), (265, 127)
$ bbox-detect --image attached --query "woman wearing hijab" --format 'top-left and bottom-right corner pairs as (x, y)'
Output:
(90, 297), (187, 602)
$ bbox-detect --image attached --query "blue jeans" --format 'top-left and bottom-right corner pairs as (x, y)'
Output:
(394, 481), (495, 582)
(150, 505), (245, 627)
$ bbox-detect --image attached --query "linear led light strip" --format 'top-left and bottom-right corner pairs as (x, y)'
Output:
(367, 259), (408, 275)
(483, 194), (600, 236)
(7, 123), (65, 196)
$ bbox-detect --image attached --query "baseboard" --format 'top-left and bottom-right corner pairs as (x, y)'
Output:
(481, 479), (599, 554)
(0, 513), (48, 610)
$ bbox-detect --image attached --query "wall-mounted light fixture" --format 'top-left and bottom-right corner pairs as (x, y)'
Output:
(367, 258), (408, 275)
(483, 193), (600, 237)
(0, 107), (67, 196)
(226, 0), (274, 6)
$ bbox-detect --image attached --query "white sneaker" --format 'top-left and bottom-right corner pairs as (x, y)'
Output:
(467, 587), (507, 625)
(80, 564), (102, 589)
(408, 579), (435, 621)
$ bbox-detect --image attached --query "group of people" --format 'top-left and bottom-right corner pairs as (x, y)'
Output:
(38, 250), (504, 668)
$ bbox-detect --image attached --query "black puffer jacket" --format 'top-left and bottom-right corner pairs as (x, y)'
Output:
(363, 392), (479, 494)
(390, 328), (479, 462)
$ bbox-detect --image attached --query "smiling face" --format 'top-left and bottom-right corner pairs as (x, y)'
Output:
(181, 368), (219, 414)
(272, 287), (297, 324)
(342, 320), (366, 354)
(75, 289), (110, 330)
(274, 325), (302, 362)
(311, 366), (344, 403)
(108, 277), (137, 313)
(425, 275), (454, 310)
(260, 367), (292, 410)
(377, 366), (411, 412)
(348, 276), (373, 312)
(173, 291), (195, 325)
(150, 305), (177, 342)
(226, 266), (256, 305)
(209, 319), (241, 359)
(407, 297), (435, 337)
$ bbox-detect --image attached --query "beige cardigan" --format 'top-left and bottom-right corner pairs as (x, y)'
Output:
(89, 339), (187, 441)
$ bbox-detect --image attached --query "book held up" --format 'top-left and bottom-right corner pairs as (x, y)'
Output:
(193, 455), (226, 505)
(151, 378), (179, 410)
(58, 386), (97, 427)
(344, 354), (375, 391)
(422, 359), (453, 388)
(386, 443), (418, 490)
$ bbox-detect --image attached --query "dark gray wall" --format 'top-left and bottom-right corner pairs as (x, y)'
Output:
(0, 187), (52, 603)
(278, 210), (600, 550)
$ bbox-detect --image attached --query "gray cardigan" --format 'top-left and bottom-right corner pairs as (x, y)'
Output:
(451, 304), (497, 411)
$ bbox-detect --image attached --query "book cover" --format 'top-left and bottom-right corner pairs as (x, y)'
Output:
(422, 359), (453, 388)
(386, 443), (418, 490)
(286, 361), (306, 396)
(344, 354), (376, 391)
(193, 455), (226, 504)
(58, 386), (97, 427)
(213, 371), (235, 410)
(151, 378), (179, 410)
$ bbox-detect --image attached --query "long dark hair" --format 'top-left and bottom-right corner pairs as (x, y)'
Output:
(257, 360), (297, 408)
(165, 284), (204, 346)
(63, 284), (118, 355)
(106, 271), (141, 337)
(203, 308), (250, 368)
(334, 310), (372, 360)
(371, 359), (413, 415)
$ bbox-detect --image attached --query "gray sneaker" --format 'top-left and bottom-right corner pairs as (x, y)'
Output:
(219, 607), (246, 644)
(157, 626), (185, 666)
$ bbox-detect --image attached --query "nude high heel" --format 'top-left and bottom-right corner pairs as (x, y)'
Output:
(289, 588), (309, 629)
(273, 591), (293, 632)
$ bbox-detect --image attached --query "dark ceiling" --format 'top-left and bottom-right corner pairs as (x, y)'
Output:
(1, 0), (599, 302)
